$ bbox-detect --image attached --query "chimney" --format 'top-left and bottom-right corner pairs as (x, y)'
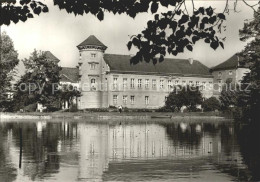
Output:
(237, 55), (240, 66)
(188, 58), (193, 65)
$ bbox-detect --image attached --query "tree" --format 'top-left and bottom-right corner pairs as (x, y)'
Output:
(165, 85), (203, 112)
(202, 97), (220, 112)
(13, 50), (61, 111)
(1, 0), (247, 64)
(237, 7), (260, 123)
(0, 31), (19, 110)
(60, 84), (81, 110)
(219, 83), (238, 110)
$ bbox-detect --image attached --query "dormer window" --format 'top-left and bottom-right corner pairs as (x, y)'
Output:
(90, 63), (95, 70)
(91, 78), (96, 90)
(91, 53), (96, 58)
(218, 72), (222, 77)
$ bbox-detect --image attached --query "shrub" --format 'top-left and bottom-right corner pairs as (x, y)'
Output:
(24, 103), (37, 112)
(69, 104), (78, 112)
(156, 106), (173, 112)
(84, 108), (109, 112)
(202, 97), (221, 112)
(165, 85), (203, 112)
(109, 105), (117, 109)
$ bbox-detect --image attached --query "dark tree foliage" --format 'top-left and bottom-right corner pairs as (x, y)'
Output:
(0, 31), (19, 110)
(237, 40), (260, 122)
(0, 0), (49, 25)
(0, 0), (227, 63)
(202, 97), (220, 112)
(60, 84), (81, 109)
(165, 85), (203, 112)
(13, 50), (61, 111)
(219, 83), (239, 110)
(128, 6), (226, 64)
(237, 7), (260, 123)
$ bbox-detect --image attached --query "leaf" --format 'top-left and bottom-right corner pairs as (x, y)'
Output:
(33, 7), (42, 15)
(160, 0), (169, 7)
(210, 41), (219, 50)
(204, 38), (210, 43)
(202, 17), (208, 24)
(97, 10), (104, 21)
(151, 2), (158, 14)
(152, 58), (157, 65)
(154, 14), (159, 20)
(219, 42), (224, 49)
(42, 6), (49, 13)
(158, 18), (168, 29)
(206, 7), (213, 16)
(159, 55), (164, 62)
(198, 7), (205, 14)
(192, 36), (200, 44)
(186, 45), (193, 52)
(127, 41), (132, 50)
(176, 10), (181, 15)
(209, 16), (217, 24)
(178, 15), (189, 25)
(218, 13), (226, 20)
(28, 13), (33, 18)
(200, 23), (205, 29)
(132, 37), (140, 47)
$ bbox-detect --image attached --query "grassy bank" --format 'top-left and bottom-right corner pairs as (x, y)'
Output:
(1, 111), (224, 117)
(0, 111), (233, 123)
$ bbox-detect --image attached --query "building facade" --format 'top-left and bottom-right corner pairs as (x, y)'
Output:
(210, 54), (250, 96)
(76, 35), (214, 109)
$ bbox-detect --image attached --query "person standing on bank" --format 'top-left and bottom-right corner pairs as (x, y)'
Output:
(118, 105), (122, 113)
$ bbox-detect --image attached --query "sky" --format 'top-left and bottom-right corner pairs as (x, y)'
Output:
(2, 0), (257, 72)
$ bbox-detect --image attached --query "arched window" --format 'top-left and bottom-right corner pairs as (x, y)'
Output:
(91, 78), (96, 84)
(91, 78), (96, 90)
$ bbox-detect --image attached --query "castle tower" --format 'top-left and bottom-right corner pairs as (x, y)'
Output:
(77, 35), (107, 109)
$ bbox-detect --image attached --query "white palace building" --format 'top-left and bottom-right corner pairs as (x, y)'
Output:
(59, 35), (215, 109)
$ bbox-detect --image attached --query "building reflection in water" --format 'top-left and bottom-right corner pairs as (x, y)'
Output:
(0, 120), (258, 181)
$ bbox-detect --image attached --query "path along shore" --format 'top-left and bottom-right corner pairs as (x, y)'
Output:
(0, 112), (233, 123)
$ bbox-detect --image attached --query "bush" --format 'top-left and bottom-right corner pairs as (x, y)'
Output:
(69, 104), (78, 112)
(156, 106), (173, 112)
(84, 108), (109, 112)
(24, 103), (37, 112)
(109, 105), (117, 109)
(123, 107), (130, 112)
(165, 85), (203, 112)
(202, 97), (220, 112)
(132, 109), (153, 112)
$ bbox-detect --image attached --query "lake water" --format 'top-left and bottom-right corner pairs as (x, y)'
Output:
(0, 119), (259, 182)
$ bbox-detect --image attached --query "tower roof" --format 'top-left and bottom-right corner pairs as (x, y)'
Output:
(60, 67), (79, 83)
(211, 54), (246, 71)
(77, 35), (107, 48)
(104, 54), (212, 77)
(43, 51), (60, 63)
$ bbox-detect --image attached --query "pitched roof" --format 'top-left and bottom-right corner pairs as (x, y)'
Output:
(60, 67), (79, 83)
(44, 51), (60, 62)
(103, 54), (212, 77)
(77, 35), (107, 48)
(211, 54), (244, 71)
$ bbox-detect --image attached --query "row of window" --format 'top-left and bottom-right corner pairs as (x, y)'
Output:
(89, 77), (212, 91)
(218, 70), (233, 77)
(79, 53), (96, 58)
(113, 77), (212, 89)
(113, 95), (149, 105)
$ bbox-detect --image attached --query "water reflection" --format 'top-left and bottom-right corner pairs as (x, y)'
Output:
(0, 120), (259, 181)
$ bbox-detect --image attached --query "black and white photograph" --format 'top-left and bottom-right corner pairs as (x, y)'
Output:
(0, 0), (260, 181)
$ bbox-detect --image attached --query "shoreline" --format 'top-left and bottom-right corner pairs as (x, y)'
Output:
(0, 112), (233, 122)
